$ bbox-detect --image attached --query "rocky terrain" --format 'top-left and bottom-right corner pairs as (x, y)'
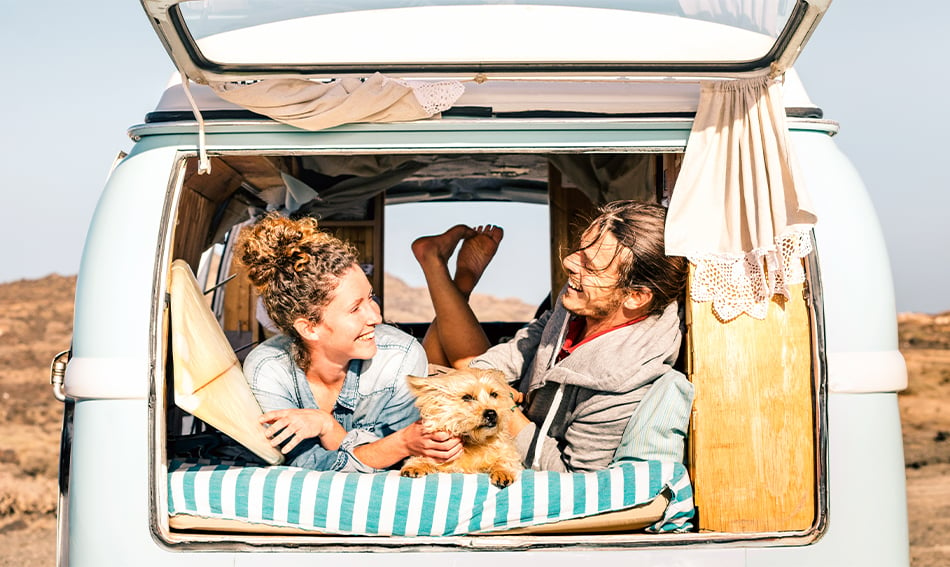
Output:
(0, 274), (946, 565)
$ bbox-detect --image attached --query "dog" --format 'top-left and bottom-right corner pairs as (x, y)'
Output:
(400, 367), (523, 488)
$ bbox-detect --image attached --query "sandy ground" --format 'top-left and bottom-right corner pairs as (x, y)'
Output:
(0, 276), (947, 565)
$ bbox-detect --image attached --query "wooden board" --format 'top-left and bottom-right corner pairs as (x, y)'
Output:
(686, 270), (816, 532)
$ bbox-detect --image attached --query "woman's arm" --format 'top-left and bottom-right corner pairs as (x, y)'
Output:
(352, 422), (462, 469)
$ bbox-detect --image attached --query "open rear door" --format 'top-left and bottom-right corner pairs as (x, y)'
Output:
(141, 0), (830, 84)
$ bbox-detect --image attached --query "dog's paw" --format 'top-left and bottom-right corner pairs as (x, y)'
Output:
(400, 460), (437, 479)
(489, 468), (518, 488)
(400, 465), (427, 478)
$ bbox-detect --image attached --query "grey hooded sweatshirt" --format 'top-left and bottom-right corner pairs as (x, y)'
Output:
(471, 294), (682, 473)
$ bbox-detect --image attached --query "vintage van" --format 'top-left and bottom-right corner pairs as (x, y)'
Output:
(51, 0), (911, 565)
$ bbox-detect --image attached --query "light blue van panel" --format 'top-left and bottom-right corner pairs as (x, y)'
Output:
(791, 130), (906, 393)
(792, 131), (899, 354)
(67, 400), (232, 566)
(69, 145), (180, 399)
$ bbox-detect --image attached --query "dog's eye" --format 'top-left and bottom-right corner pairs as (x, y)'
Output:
(462, 394), (475, 402)
(489, 392), (499, 398)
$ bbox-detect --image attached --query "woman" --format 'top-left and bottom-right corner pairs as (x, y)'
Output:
(238, 212), (460, 472)
(412, 201), (688, 472)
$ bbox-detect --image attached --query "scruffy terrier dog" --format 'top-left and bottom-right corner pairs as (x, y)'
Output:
(400, 368), (523, 488)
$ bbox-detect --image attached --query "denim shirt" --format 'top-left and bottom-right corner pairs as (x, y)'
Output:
(243, 324), (426, 472)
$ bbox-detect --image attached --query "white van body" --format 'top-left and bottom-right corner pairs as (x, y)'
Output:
(55, 1), (909, 566)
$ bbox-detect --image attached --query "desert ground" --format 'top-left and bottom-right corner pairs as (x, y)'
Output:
(0, 275), (947, 566)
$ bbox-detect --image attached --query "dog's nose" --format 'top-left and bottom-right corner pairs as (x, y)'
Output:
(482, 409), (497, 428)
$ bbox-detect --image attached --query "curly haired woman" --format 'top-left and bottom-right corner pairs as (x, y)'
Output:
(238, 213), (460, 472)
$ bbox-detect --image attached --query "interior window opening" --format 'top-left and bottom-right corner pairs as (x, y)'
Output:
(160, 150), (821, 543)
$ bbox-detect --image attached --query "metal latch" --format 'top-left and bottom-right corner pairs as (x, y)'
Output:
(50, 349), (70, 403)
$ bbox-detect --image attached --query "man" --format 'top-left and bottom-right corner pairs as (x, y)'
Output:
(411, 201), (687, 472)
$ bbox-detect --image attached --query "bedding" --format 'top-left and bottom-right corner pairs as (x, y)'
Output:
(167, 458), (694, 536)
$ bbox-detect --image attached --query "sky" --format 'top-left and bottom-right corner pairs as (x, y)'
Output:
(1, 2), (947, 313)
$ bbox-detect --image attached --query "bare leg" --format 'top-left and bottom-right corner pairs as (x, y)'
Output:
(455, 225), (504, 295)
(413, 225), (504, 368)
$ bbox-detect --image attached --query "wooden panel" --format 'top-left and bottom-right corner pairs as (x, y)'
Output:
(217, 155), (285, 193)
(548, 164), (596, 301)
(319, 194), (384, 305)
(173, 187), (216, 269)
(183, 157), (244, 203)
(661, 153), (684, 204)
(221, 252), (259, 351)
(686, 268), (815, 533)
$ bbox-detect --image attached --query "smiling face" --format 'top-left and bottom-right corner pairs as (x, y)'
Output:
(300, 264), (382, 366)
(560, 230), (636, 321)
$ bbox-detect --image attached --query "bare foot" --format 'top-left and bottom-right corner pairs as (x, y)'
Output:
(412, 225), (475, 269)
(455, 225), (503, 294)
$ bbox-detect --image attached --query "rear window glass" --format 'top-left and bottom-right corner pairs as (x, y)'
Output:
(384, 201), (549, 323)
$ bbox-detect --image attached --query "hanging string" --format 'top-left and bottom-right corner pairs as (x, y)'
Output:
(180, 71), (211, 175)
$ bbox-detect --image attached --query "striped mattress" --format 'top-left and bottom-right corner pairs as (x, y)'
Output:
(167, 458), (694, 536)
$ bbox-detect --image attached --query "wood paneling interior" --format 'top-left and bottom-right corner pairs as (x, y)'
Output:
(173, 156), (290, 268)
(320, 193), (385, 309)
(685, 267), (816, 533)
(173, 185), (218, 270)
(220, 249), (260, 354)
(548, 164), (596, 303)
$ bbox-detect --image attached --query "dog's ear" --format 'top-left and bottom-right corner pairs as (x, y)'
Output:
(478, 369), (523, 404)
(405, 374), (430, 395)
(405, 374), (455, 396)
(478, 368), (511, 388)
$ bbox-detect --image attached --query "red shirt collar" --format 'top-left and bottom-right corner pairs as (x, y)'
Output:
(557, 314), (647, 362)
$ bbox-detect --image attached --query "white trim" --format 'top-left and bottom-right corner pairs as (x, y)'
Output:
(826, 350), (908, 394)
(64, 357), (149, 400)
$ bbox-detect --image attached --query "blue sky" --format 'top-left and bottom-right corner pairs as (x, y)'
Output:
(1, 2), (947, 313)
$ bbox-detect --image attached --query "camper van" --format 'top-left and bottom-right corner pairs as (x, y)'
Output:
(52, 0), (911, 565)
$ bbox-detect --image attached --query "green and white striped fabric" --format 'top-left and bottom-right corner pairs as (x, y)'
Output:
(168, 458), (694, 535)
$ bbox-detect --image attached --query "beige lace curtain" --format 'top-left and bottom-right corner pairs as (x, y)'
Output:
(665, 76), (818, 321)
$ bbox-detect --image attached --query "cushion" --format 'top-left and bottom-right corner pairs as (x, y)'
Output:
(168, 458), (694, 536)
(612, 370), (694, 464)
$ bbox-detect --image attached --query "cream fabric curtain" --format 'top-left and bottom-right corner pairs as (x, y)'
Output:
(209, 73), (464, 130)
(665, 76), (817, 321)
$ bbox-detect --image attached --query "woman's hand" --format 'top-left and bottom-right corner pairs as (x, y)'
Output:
(259, 409), (346, 453)
(402, 420), (463, 463)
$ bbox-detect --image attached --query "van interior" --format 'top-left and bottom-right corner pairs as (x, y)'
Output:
(159, 150), (821, 541)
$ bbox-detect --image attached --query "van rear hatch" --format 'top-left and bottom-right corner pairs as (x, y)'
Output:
(141, 0), (830, 83)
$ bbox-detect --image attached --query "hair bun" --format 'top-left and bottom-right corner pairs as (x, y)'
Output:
(238, 213), (321, 290)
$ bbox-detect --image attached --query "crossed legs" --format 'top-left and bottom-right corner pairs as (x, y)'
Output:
(411, 224), (504, 368)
